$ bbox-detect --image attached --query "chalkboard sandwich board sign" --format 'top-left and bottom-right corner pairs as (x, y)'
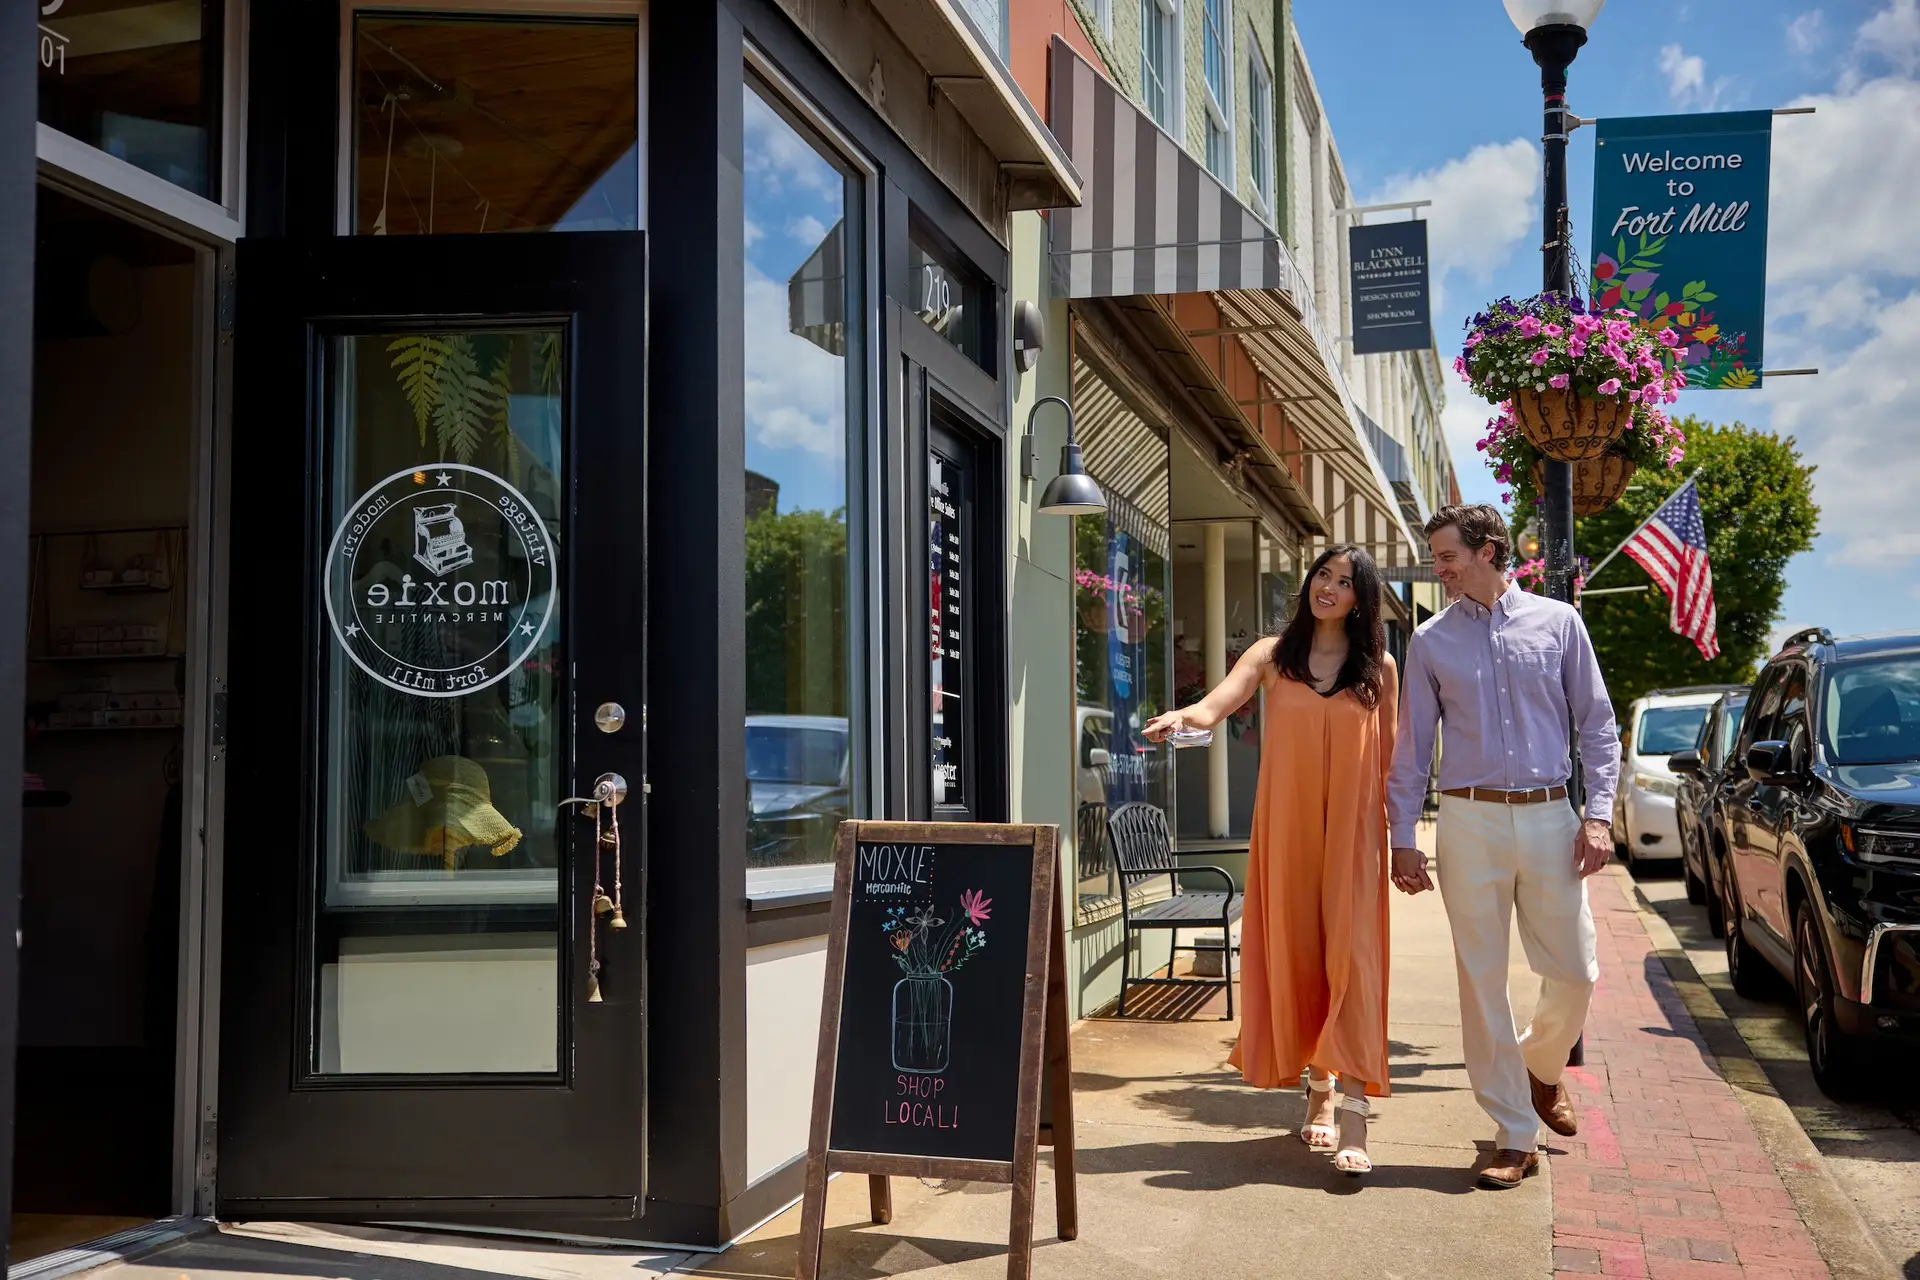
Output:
(796, 821), (1076, 1280)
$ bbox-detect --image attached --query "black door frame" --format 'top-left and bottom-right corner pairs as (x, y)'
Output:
(218, 231), (648, 1223)
(0, 0), (37, 1265)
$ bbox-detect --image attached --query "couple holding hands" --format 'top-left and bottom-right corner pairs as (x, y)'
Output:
(1143, 503), (1619, 1188)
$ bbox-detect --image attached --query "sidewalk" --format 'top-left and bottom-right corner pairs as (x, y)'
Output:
(1549, 872), (1833, 1280)
(80, 835), (1843, 1280)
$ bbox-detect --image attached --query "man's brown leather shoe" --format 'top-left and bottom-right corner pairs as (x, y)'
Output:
(1529, 1070), (1578, 1137)
(1477, 1148), (1540, 1190)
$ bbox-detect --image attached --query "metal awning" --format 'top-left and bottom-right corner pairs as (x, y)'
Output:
(870, 0), (1082, 211)
(1045, 37), (1420, 564)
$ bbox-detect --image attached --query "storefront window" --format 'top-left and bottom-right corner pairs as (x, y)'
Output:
(38, 0), (223, 198)
(1069, 350), (1172, 913)
(349, 14), (640, 234)
(1173, 521), (1263, 842)
(314, 327), (566, 1075)
(742, 77), (862, 873)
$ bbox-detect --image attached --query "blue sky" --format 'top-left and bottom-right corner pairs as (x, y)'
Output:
(1294, 0), (1920, 644)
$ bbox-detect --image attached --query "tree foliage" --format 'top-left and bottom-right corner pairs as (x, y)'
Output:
(744, 505), (847, 717)
(1566, 418), (1818, 708)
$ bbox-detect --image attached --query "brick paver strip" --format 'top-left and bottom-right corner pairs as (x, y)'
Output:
(1549, 872), (1833, 1279)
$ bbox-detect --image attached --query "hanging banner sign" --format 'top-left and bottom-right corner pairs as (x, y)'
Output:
(1348, 220), (1432, 355)
(1590, 111), (1773, 389)
(324, 463), (556, 698)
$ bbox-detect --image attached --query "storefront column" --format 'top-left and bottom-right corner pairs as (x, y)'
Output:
(1204, 523), (1229, 838)
(0, 0), (33, 1261)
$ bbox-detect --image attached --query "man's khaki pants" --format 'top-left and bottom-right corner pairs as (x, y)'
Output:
(1435, 794), (1599, 1152)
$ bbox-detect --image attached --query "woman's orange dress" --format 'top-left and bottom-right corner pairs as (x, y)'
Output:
(1226, 671), (1397, 1096)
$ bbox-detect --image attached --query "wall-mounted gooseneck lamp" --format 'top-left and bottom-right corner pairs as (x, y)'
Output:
(1021, 395), (1107, 517)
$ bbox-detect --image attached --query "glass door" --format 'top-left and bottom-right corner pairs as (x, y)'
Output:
(218, 231), (647, 1222)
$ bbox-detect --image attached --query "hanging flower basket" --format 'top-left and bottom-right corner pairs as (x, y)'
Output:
(1530, 451), (1638, 517)
(1510, 386), (1630, 461)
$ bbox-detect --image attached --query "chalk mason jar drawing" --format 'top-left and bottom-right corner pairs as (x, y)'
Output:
(891, 974), (954, 1074)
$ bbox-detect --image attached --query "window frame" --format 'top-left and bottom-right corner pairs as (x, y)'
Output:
(334, 0), (651, 236)
(1200, 0), (1231, 179)
(1139, 0), (1182, 134)
(738, 50), (882, 893)
(1245, 20), (1275, 216)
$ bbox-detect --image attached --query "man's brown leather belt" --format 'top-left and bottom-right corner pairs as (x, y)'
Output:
(1440, 785), (1569, 805)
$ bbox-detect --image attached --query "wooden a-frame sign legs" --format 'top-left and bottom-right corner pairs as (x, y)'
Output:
(795, 822), (1078, 1280)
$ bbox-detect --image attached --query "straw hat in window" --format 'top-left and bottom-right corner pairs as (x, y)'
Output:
(364, 755), (523, 870)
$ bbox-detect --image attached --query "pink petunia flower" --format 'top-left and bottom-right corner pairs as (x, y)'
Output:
(1544, 323), (1564, 338)
(1568, 338), (1587, 359)
(1518, 315), (1543, 338)
(1657, 328), (1681, 348)
(1530, 347), (1552, 366)
(1598, 378), (1622, 396)
(1549, 373), (1570, 390)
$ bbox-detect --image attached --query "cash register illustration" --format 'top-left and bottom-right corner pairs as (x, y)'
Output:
(413, 502), (474, 576)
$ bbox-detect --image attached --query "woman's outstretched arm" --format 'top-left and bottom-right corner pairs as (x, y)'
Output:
(1141, 637), (1277, 741)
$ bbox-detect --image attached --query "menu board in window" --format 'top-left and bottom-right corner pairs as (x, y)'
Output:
(928, 444), (968, 815)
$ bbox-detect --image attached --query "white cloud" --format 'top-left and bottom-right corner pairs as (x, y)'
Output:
(744, 218), (764, 248)
(1367, 138), (1538, 316)
(786, 214), (828, 246)
(742, 263), (847, 461)
(1658, 43), (1733, 109)
(743, 90), (840, 196)
(1766, 77), (1920, 285)
(1856, 0), (1920, 72)
(1787, 9), (1826, 55)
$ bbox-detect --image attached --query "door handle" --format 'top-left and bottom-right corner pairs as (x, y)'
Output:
(561, 773), (629, 1003)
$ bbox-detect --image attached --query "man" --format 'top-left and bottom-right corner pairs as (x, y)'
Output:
(1387, 504), (1619, 1190)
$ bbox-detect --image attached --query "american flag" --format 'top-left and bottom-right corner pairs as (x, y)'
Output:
(1621, 479), (1720, 661)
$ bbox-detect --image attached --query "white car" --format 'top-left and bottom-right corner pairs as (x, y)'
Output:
(1612, 686), (1746, 873)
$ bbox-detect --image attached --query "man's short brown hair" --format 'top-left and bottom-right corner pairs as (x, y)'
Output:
(1425, 503), (1512, 572)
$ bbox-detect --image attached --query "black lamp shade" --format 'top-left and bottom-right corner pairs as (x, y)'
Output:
(1037, 443), (1107, 516)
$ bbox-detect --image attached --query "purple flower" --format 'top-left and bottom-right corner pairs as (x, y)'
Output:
(1598, 378), (1623, 396)
(1624, 272), (1658, 292)
(1549, 373), (1570, 390)
(1684, 343), (1709, 366)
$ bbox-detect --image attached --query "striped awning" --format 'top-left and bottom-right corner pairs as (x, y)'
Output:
(1048, 42), (1287, 298)
(1044, 37), (1420, 564)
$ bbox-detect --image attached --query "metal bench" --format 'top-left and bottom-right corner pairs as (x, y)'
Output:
(1107, 802), (1242, 1020)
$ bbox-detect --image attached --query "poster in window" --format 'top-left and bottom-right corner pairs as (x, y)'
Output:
(929, 452), (965, 810)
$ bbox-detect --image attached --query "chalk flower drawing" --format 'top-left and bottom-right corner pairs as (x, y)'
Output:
(883, 891), (992, 1073)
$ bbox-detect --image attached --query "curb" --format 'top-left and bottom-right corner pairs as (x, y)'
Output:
(1623, 876), (1898, 1280)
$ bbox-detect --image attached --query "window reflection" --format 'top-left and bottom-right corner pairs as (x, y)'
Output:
(743, 77), (859, 872)
(1070, 352), (1172, 913)
(352, 15), (639, 235)
(38, 0), (222, 198)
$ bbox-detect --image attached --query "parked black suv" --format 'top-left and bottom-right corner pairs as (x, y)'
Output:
(1670, 687), (1749, 936)
(1677, 628), (1920, 1095)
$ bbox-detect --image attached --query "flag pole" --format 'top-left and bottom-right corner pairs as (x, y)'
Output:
(1583, 471), (1701, 585)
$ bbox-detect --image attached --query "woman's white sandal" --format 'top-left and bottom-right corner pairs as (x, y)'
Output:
(1301, 1075), (1337, 1151)
(1334, 1094), (1372, 1176)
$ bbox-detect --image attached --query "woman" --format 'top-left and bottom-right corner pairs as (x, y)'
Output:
(1143, 545), (1396, 1177)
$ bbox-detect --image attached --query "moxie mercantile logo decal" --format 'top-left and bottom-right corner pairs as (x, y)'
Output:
(324, 464), (555, 697)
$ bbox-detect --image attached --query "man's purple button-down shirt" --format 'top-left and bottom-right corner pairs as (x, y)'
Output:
(1386, 583), (1621, 849)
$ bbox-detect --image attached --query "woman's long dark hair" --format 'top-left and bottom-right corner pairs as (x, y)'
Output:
(1273, 544), (1387, 708)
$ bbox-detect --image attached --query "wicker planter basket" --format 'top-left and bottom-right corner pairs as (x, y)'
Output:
(1530, 452), (1637, 517)
(1512, 387), (1631, 461)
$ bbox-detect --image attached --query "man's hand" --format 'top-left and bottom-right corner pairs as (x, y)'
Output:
(1391, 847), (1434, 895)
(1575, 819), (1613, 879)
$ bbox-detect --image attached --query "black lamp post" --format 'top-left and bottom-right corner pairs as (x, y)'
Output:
(1505, 0), (1604, 604)
(1505, 0), (1605, 1071)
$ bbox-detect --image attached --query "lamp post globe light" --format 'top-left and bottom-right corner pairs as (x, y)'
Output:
(1503, 0), (1602, 607)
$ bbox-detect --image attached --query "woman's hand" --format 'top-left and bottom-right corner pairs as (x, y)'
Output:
(1141, 708), (1190, 743)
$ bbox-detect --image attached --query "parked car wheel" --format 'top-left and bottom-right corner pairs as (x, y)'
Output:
(1723, 862), (1774, 998)
(1795, 903), (1864, 1099)
(1682, 832), (1708, 905)
(1703, 845), (1727, 939)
